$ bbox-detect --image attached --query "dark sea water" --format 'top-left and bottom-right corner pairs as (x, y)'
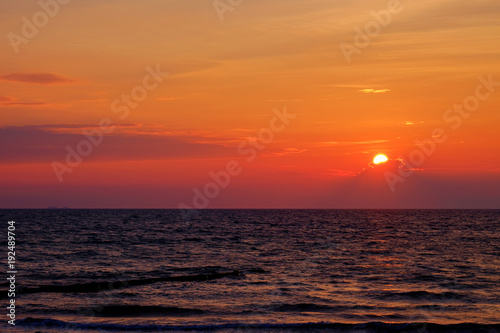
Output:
(0, 209), (499, 333)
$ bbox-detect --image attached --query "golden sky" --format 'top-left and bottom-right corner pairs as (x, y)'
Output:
(1, 0), (499, 208)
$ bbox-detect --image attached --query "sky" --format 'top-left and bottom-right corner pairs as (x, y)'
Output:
(1, 0), (499, 208)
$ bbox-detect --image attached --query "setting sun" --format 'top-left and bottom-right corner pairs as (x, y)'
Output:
(373, 154), (389, 164)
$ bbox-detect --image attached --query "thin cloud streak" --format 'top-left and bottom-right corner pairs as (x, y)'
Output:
(0, 96), (49, 108)
(318, 140), (391, 146)
(0, 73), (76, 85)
(359, 89), (391, 94)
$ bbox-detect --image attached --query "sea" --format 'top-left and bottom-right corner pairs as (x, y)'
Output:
(0, 209), (499, 332)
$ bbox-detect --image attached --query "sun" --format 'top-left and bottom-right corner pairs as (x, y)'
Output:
(373, 154), (388, 164)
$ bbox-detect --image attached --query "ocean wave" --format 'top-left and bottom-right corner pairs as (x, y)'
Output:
(15, 270), (242, 295)
(24, 302), (470, 318)
(84, 305), (205, 317)
(271, 303), (377, 313)
(16, 317), (500, 332)
(371, 290), (470, 302)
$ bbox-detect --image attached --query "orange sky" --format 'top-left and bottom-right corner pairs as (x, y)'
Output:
(1, 0), (499, 208)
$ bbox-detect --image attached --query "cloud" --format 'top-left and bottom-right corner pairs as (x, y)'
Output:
(0, 125), (235, 164)
(362, 157), (423, 179)
(266, 147), (307, 157)
(401, 121), (424, 126)
(358, 89), (391, 94)
(0, 96), (49, 108)
(0, 73), (76, 85)
(366, 157), (406, 172)
(324, 168), (359, 177)
(318, 140), (390, 146)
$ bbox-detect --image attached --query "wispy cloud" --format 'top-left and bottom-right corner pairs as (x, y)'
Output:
(0, 96), (49, 108)
(358, 89), (391, 94)
(324, 168), (359, 177)
(318, 140), (390, 146)
(0, 125), (234, 164)
(266, 147), (307, 157)
(0, 73), (76, 85)
(401, 120), (424, 126)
